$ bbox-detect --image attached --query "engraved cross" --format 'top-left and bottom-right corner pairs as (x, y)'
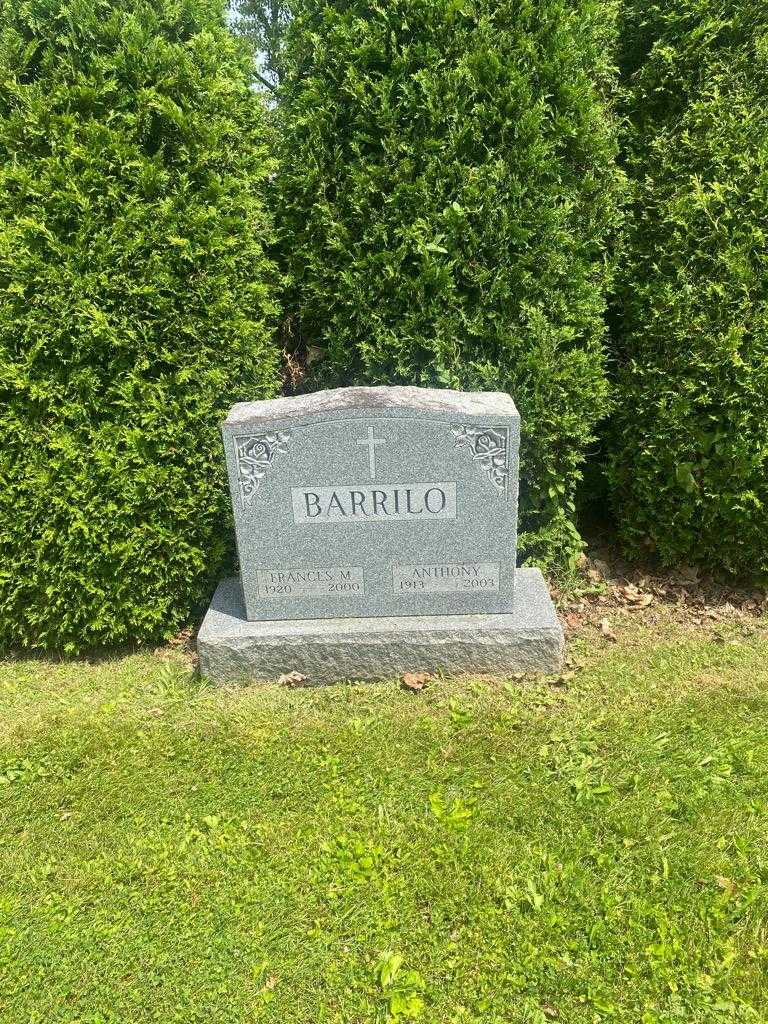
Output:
(356, 425), (386, 481)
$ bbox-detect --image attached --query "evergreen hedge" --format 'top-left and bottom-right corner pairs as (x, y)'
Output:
(609, 2), (768, 575)
(275, 0), (624, 569)
(0, 0), (280, 653)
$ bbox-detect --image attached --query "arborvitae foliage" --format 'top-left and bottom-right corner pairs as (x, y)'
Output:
(609, 2), (768, 575)
(275, 0), (624, 568)
(0, 0), (280, 652)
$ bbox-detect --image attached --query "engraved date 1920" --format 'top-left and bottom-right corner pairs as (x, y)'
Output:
(256, 567), (364, 599)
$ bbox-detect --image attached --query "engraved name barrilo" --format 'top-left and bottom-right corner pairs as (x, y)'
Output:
(291, 482), (457, 524)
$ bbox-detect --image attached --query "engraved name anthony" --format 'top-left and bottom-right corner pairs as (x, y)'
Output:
(393, 562), (500, 593)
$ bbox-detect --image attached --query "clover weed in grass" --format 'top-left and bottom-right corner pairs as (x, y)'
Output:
(1, 624), (768, 1022)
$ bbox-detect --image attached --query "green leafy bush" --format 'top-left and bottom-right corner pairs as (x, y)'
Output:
(0, 0), (280, 652)
(275, 0), (624, 568)
(609, 2), (768, 574)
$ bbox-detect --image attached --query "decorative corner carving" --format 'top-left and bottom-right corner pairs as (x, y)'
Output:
(452, 425), (509, 494)
(234, 431), (291, 507)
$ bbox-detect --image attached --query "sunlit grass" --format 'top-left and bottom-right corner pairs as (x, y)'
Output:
(1, 623), (767, 1022)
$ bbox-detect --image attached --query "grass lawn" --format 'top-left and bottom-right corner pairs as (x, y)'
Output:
(1, 620), (768, 1023)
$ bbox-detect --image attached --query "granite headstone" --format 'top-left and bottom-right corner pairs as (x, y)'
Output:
(198, 386), (563, 682)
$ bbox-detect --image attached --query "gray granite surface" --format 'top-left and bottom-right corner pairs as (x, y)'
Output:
(221, 385), (521, 621)
(197, 568), (563, 684)
(225, 386), (518, 426)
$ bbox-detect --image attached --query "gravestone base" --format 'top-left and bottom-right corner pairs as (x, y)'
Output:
(198, 568), (563, 685)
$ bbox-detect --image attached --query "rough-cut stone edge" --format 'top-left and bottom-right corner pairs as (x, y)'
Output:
(197, 568), (563, 684)
(224, 385), (518, 427)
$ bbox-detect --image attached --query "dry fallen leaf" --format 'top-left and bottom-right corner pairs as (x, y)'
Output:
(592, 558), (611, 579)
(714, 875), (737, 897)
(278, 670), (308, 687)
(600, 618), (617, 641)
(258, 975), (278, 995)
(169, 627), (193, 648)
(401, 671), (431, 692)
(552, 671), (576, 687)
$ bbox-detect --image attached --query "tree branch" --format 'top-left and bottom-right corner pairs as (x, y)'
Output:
(253, 70), (276, 93)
